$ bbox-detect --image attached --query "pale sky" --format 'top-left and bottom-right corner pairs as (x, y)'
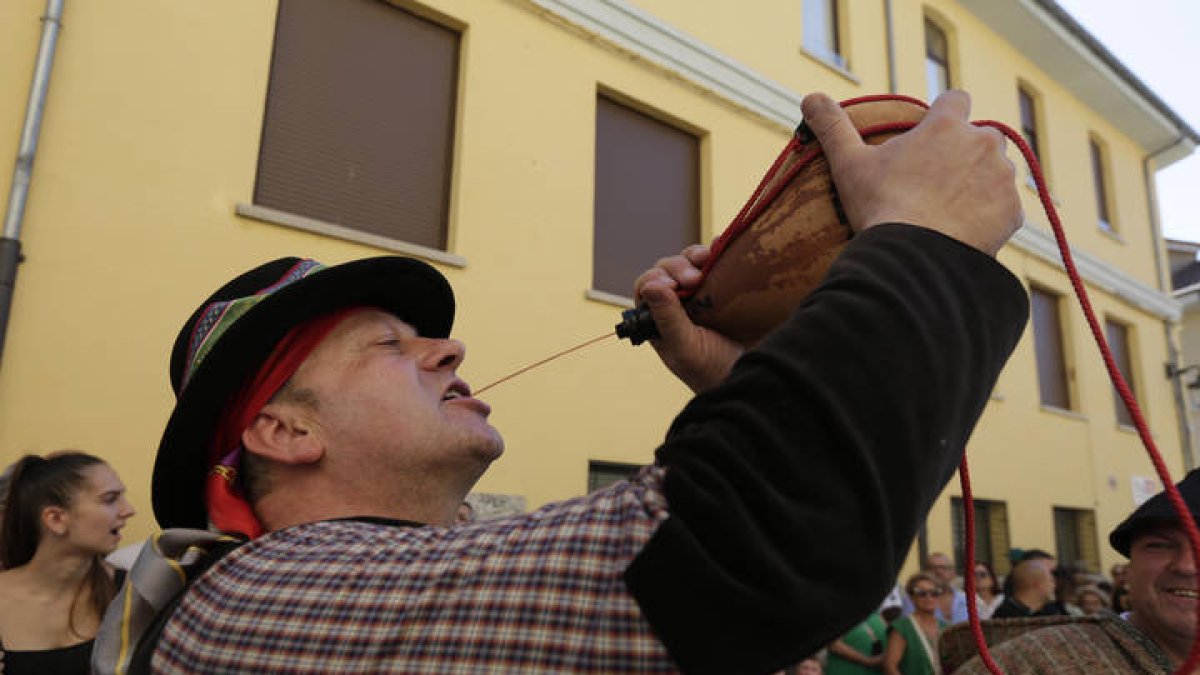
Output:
(1053, 0), (1200, 244)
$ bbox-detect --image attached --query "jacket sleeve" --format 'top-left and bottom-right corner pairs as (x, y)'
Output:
(624, 222), (1029, 675)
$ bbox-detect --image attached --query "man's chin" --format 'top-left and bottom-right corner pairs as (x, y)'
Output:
(459, 431), (503, 468)
(1132, 607), (1198, 641)
(479, 437), (505, 463)
(475, 426), (505, 460)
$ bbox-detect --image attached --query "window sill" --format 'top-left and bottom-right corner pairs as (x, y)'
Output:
(1098, 222), (1125, 244)
(235, 203), (467, 268)
(1023, 174), (1061, 207)
(1038, 404), (1087, 422)
(585, 288), (635, 309)
(797, 47), (860, 84)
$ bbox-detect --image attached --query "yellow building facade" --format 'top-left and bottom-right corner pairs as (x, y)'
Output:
(2, 0), (1197, 583)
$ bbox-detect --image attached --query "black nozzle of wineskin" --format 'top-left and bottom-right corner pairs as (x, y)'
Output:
(793, 120), (815, 144)
(615, 306), (660, 345)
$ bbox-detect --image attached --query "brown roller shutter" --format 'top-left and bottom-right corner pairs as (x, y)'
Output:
(1105, 319), (1136, 426)
(924, 19), (950, 100)
(593, 96), (700, 297)
(1090, 139), (1112, 230)
(1031, 287), (1070, 409)
(1018, 86), (1041, 164)
(254, 0), (459, 249)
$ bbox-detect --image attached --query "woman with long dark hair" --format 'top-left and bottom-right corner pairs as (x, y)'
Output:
(0, 452), (135, 674)
(972, 561), (1004, 619)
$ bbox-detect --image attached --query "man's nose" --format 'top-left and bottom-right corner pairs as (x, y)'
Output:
(421, 337), (466, 371)
(1175, 541), (1198, 573)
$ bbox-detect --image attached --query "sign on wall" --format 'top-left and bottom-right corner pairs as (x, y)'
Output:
(1131, 475), (1163, 507)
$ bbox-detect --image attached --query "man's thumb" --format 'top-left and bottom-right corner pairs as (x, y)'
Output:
(640, 281), (693, 344)
(801, 93), (862, 164)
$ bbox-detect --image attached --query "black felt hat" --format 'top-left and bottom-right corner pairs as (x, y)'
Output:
(1109, 469), (1200, 557)
(152, 256), (454, 530)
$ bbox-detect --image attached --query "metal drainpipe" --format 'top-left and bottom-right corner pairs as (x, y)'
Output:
(883, 0), (897, 94)
(1, 0), (66, 372)
(1144, 135), (1194, 469)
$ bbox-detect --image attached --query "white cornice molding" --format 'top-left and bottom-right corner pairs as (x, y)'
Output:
(527, 0), (802, 131)
(1013, 222), (1181, 322)
(531, 0), (1194, 168)
(957, 0), (1196, 166)
(1173, 285), (1200, 310)
(524, 0), (1181, 323)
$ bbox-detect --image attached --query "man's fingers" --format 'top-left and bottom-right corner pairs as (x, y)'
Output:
(681, 244), (710, 268)
(635, 253), (703, 302)
(926, 89), (971, 123)
(657, 254), (702, 289)
(633, 268), (676, 304)
(640, 279), (693, 345)
(801, 93), (863, 162)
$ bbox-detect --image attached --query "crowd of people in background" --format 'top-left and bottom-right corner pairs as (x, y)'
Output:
(781, 547), (1131, 675)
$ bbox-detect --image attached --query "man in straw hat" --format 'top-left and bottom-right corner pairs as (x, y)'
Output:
(125, 90), (1027, 674)
(951, 471), (1200, 674)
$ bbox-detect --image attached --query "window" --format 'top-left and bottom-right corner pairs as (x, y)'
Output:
(924, 19), (950, 101)
(1031, 287), (1071, 410)
(593, 96), (700, 298)
(1018, 86), (1042, 164)
(588, 461), (645, 493)
(951, 497), (1011, 577)
(1090, 138), (1114, 232)
(253, 0), (459, 250)
(1053, 507), (1100, 573)
(1105, 319), (1137, 427)
(803, 0), (844, 69)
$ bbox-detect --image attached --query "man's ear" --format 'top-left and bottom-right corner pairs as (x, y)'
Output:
(242, 403), (325, 466)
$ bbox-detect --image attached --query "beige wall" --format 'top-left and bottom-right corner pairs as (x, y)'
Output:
(0, 0), (1188, 586)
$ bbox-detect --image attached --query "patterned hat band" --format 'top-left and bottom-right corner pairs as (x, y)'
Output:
(181, 259), (326, 389)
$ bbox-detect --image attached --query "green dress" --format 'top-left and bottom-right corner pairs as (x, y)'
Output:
(826, 612), (888, 675)
(891, 614), (945, 675)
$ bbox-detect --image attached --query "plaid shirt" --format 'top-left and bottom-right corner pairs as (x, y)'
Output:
(154, 467), (675, 673)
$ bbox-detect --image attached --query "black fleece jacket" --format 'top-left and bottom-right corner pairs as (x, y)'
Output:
(625, 222), (1030, 675)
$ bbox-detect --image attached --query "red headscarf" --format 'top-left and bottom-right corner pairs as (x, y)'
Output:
(204, 308), (362, 538)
